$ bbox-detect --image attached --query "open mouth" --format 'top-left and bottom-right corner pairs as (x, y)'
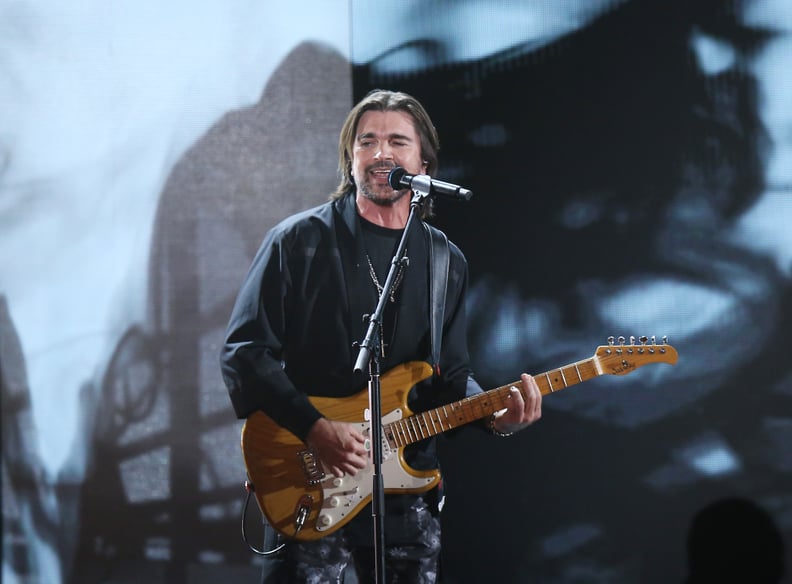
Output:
(370, 166), (396, 184)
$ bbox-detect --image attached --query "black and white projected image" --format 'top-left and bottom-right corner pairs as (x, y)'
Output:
(352, 0), (792, 582)
(0, 2), (353, 583)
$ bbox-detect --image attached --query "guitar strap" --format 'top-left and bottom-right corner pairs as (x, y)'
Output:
(424, 222), (449, 376)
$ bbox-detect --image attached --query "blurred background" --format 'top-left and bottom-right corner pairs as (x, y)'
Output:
(2, 0), (791, 582)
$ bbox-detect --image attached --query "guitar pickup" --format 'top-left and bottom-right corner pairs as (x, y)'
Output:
(297, 448), (326, 485)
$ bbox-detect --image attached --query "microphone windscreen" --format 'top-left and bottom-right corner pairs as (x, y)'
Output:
(387, 167), (407, 190)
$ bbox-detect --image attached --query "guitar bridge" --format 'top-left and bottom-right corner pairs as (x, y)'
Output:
(297, 448), (326, 485)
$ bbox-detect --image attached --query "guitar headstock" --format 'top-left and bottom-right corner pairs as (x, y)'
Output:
(594, 335), (678, 376)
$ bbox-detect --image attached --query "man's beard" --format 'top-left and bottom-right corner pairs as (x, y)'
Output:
(358, 164), (409, 206)
(359, 183), (408, 206)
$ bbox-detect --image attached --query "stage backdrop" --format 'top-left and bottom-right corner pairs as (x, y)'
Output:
(2, 1), (791, 583)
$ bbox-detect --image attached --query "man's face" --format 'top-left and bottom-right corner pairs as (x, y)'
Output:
(351, 109), (427, 206)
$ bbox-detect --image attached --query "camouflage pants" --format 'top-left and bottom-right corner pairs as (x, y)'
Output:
(260, 494), (441, 584)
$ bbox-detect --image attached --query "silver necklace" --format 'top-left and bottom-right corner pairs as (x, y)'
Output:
(366, 252), (407, 303)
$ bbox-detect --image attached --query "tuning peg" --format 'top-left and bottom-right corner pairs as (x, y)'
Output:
(607, 336), (615, 346)
(617, 336), (625, 345)
(629, 335), (636, 345)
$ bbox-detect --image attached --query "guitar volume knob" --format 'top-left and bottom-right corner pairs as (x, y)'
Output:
(318, 514), (333, 527)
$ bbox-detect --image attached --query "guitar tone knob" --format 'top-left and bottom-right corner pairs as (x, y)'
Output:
(318, 514), (333, 527)
(332, 477), (344, 488)
(328, 496), (341, 508)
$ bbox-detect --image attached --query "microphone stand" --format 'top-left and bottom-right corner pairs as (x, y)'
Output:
(353, 187), (430, 584)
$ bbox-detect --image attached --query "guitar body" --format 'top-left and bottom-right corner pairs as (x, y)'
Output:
(241, 361), (439, 541)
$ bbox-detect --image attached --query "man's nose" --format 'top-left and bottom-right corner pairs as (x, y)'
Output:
(374, 147), (393, 160)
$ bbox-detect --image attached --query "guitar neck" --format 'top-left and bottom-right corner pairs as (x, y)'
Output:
(384, 355), (601, 448)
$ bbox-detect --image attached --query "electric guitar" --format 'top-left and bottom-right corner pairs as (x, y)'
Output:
(241, 338), (678, 541)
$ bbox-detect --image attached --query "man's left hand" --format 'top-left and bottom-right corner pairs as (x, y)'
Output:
(491, 373), (542, 434)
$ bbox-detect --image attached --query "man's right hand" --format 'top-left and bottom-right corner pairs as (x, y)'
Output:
(306, 418), (369, 477)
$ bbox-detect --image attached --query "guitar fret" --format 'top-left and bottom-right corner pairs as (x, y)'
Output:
(423, 414), (435, 437)
(469, 398), (481, 419)
(411, 418), (422, 440)
(403, 422), (412, 444)
(457, 401), (468, 423)
(574, 363), (582, 382)
(560, 368), (568, 387)
(441, 405), (452, 428)
(401, 421), (411, 444)
(473, 394), (493, 419)
(394, 424), (406, 447)
(416, 415), (427, 439)
(384, 425), (395, 448)
(428, 413), (438, 434)
(434, 411), (446, 432)
(446, 403), (459, 427)
(395, 422), (408, 446)
(406, 419), (417, 443)
(389, 423), (399, 447)
(450, 402), (465, 424)
(475, 397), (486, 417)
(545, 372), (555, 392)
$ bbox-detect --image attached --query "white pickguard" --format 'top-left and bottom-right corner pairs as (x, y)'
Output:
(313, 408), (436, 532)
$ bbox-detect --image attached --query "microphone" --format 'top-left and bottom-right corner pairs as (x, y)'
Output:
(387, 167), (473, 201)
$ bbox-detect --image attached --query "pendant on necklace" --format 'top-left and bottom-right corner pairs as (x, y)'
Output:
(366, 252), (407, 303)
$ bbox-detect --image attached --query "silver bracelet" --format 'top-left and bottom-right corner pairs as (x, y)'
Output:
(489, 413), (514, 437)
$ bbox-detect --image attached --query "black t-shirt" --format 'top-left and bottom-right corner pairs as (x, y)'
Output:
(359, 215), (406, 358)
